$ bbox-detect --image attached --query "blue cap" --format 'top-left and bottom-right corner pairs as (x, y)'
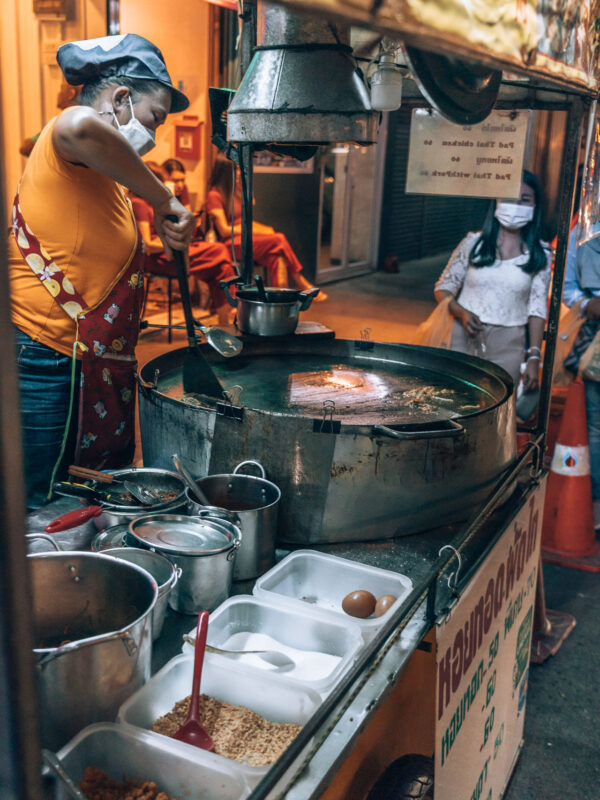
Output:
(57, 33), (189, 113)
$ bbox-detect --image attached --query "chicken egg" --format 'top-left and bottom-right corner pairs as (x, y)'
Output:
(375, 594), (397, 617)
(342, 590), (376, 618)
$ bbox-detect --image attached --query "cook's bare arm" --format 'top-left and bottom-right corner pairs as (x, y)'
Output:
(52, 107), (193, 254)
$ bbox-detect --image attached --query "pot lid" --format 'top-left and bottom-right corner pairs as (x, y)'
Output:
(91, 525), (135, 551)
(129, 515), (234, 556)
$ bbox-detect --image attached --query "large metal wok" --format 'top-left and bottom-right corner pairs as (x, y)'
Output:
(137, 338), (516, 544)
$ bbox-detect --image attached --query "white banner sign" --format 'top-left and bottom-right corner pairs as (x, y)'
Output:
(435, 478), (546, 800)
(406, 110), (529, 198)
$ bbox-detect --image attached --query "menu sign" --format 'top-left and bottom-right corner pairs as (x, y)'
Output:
(406, 109), (529, 199)
(435, 478), (546, 800)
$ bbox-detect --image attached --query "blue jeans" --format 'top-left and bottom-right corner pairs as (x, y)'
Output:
(584, 378), (600, 501)
(14, 329), (80, 509)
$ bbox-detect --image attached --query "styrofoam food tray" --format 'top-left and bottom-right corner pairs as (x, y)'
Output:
(53, 722), (250, 799)
(253, 550), (413, 640)
(118, 653), (321, 787)
(181, 594), (363, 696)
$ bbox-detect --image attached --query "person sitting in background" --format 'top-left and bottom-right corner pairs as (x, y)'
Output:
(130, 161), (235, 325)
(162, 157), (192, 209)
(205, 154), (326, 299)
(434, 170), (552, 387)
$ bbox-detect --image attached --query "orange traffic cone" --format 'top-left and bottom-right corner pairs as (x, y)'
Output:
(542, 377), (600, 571)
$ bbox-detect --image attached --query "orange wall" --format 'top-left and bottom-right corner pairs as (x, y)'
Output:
(120, 0), (212, 209)
(1, 0), (105, 217)
(1, 1), (212, 217)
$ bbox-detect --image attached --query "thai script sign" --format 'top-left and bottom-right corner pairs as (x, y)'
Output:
(406, 110), (529, 198)
(435, 478), (546, 800)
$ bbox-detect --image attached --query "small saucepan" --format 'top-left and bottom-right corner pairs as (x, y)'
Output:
(221, 276), (319, 336)
(186, 460), (280, 581)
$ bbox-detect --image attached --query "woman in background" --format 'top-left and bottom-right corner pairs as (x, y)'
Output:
(130, 161), (235, 325)
(162, 157), (191, 208)
(205, 154), (326, 298)
(434, 170), (552, 387)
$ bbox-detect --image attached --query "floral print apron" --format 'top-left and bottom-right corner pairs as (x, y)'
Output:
(12, 191), (144, 469)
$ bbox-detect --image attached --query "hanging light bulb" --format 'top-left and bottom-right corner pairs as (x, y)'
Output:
(577, 105), (600, 246)
(370, 52), (403, 112)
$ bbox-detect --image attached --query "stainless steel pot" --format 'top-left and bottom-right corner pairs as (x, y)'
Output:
(186, 460), (280, 581)
(102, 547), (180, 639)
(128, 514), (241, 614)
(30, 551), (157, 751)
(137, 339), (516, 544)
(222, 283), (319, 336)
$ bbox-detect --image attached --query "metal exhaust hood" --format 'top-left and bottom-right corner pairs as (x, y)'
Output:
(227, 2), (377, 145)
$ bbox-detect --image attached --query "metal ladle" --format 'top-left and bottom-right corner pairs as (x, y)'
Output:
(41, 749), (87, 800)
(196, 322), (243, 358)
(183, 634), (295, 671)
(172, 453), (211, 505)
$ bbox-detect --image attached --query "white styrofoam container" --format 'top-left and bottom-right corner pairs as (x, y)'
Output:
(253, 550), (413, 640)
(181, 594), (363, 696)
(53, 722), (250, 799)
(117, 653), (321, 787)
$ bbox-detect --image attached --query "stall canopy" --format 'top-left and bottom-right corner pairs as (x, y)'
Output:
(275, 0), (600, 93)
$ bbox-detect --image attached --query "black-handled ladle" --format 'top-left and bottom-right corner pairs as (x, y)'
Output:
(166, 217), (226, 399)
(254, 274), (269, 303)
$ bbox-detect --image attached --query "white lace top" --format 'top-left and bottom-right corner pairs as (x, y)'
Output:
(435, 232), (552, 326)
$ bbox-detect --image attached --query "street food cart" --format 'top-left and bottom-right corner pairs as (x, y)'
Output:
(0, 1), (597, 798)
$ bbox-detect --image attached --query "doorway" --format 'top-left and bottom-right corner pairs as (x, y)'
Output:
(316, 122), (387, 283)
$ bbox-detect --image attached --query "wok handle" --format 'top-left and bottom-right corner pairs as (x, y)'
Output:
(233, 459), (266, 478)
(373, 419), (465, 440)
(45, 506), (103, 533)
(220, 276), (239, 308)
(298, 287), (320, 311)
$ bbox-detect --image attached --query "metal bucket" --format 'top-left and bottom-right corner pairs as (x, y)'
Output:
(102, 548), (180, 639)
(29, 552), (157, 751)
(128, 515), (241, 614)
(187, 460), (280, 581)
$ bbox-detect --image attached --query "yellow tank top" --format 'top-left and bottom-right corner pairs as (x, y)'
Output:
(9, 113), (137, 357)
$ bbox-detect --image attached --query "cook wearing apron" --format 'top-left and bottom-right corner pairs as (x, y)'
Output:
(9, 34), (194, 508)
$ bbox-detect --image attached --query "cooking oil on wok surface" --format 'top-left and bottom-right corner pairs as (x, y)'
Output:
(157, 353), (496, 425)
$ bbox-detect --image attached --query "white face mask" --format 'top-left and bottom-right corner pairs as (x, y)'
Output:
(113, 96), (156, 156)
(494, 201), (535, 229)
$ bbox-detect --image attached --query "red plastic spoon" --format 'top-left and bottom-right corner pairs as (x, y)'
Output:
(173, 611), (215, 751)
